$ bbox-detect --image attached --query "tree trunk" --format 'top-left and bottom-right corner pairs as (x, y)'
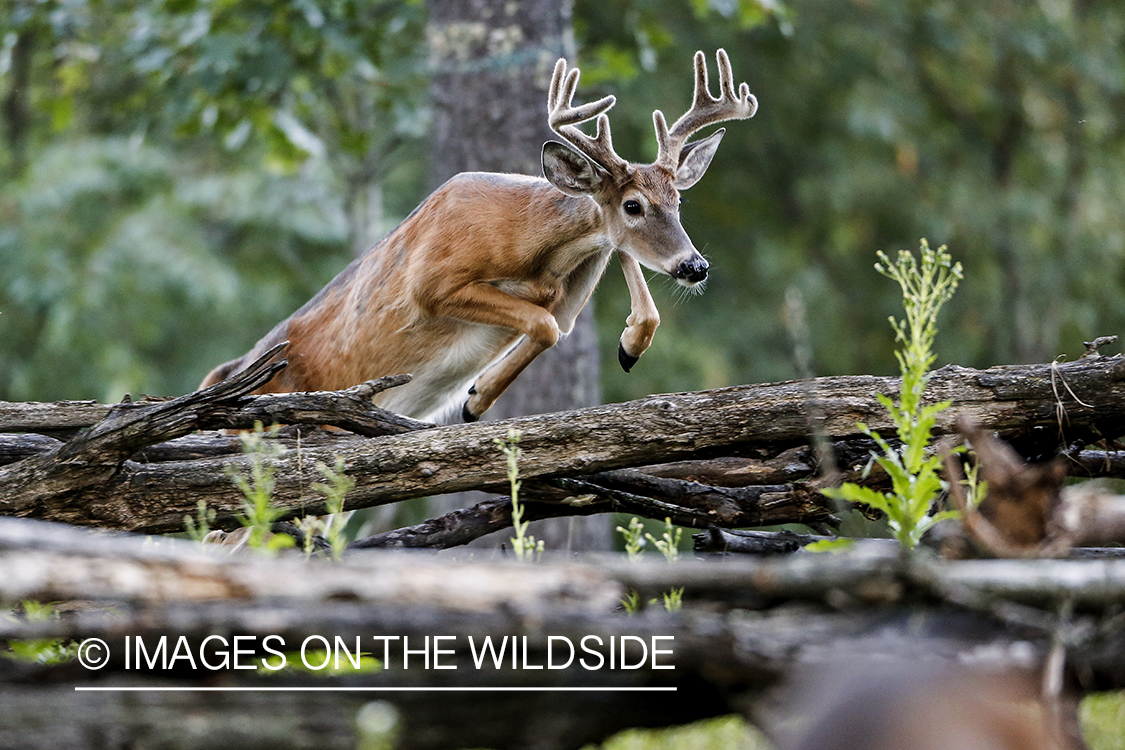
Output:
(1, 27), (35, 178)
(425, 0), (608, 551)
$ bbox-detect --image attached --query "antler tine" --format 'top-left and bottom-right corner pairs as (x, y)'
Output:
(654, 49), (758, 170)
(547, 58), (630, 178)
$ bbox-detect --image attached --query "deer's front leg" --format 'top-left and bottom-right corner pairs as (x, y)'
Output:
(461, 252), (612, 421)
(424, 281), (559, 422)
(617, 251), (661, 372)
(463, 335), (550, 422)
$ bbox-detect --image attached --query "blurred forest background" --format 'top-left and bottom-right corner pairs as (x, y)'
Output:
(2, 0), (1124, 407)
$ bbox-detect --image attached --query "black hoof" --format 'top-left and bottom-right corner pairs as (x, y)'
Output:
(462, 402), (479, 423)
(618, 342), (639, 373)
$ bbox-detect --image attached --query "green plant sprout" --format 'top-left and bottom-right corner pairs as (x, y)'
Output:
(646, 517), (682, 564)
(313, 455), (356, 561)
(646, 518), (685, 611)
(616, 517), (647, 614)
(620, 589), (642, 616)
(294, 514), (323, 559)
(961, 452), (988, 509)
(660, 588), (684, 612)
(616, 516), (647, 562)
(229, 422), (294, 555)
(823, 240), (963, 549)
(183, 498), (216, 543)
(494, 428), (543, 562)
(802, 537), (855, 554)
(293, 456), (356, 561)
(4, 601), (76, 665)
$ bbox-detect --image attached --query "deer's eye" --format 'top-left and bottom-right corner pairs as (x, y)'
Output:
(623, 199), (643, 216)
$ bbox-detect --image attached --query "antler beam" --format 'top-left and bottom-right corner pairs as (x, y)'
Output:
(654, 49), (758, 170)
(547, 58), (632, 179)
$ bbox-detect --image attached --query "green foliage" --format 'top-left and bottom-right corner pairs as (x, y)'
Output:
(495, 429), (543, 562)
(581, 0), (1125, 404)
(658, 587), (684, 612)
(600, 714), (770, 750)
(648, 518), (686, 612)
(960, 454), (988, 509)
(0, 137), (351, 401)
(616, 517), (646, 613)
(876, 241), (964, 437)
(311, 455), (356, 561)
(183, 498), (216, 542)
(803, 538), (855, 554)
(1081, 692), (1125, 750)
(0, 0), (425, 402)
(645, 518), (683, 564)
(616, 516), (647, 562)
(124, 0), (429, 171)
(3, 601), (75, 665)
(823, 242), (962, 549)
(616, 517), (684, 612)
(229, 422), (294, 555)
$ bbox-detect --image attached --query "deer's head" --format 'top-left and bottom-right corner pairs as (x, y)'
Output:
(542, 50), (757, 288)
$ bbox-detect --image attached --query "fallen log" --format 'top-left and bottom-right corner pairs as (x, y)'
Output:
(2, 354), (1125, 535)
(2, 517), (1124, 750)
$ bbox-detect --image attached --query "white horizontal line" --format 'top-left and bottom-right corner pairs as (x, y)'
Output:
(74, 686), (677, 692)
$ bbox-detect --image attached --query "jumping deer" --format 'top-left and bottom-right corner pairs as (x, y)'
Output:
(200, 50), (757, 422)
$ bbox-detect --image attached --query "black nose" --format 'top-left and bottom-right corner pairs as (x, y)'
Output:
(675, 257), (709, 284)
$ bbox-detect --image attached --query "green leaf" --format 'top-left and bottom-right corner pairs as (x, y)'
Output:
(823, 483), (894, 515)
(803, 538), (856, 554)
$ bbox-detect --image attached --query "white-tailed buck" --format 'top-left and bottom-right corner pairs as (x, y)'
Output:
(200, 50), (757, 421)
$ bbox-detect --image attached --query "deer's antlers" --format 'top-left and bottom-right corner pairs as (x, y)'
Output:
(654, 49), (758, 171)
(547, 50), (756, 180)
(547, 58), (633, 180)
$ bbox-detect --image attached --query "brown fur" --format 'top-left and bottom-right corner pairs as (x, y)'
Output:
(199, 168), (699, 420)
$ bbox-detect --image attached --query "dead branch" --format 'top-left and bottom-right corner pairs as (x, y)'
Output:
(349, 470), (836, 551)
(348, 496), (609, 550)
(691, 527), (895, 556)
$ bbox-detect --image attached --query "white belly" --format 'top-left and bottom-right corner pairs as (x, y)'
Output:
(375, 324), (517, 422)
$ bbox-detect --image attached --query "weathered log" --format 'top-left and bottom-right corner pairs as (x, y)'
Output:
(3, 517), (1124, 749)
(563, 469), (831, 526)
(4, 517), (1125, 620)
(0, 344), (287, 518)
(2, 608), (1089, 750)
(4, 352), (1125, 749)
(0, 400), (114, 438)
(693, 525), (1125, 560)
(3, 356), (1125, 534)
(638, 451), (815, 486)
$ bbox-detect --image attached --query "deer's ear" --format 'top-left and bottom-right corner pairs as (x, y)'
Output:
(673, 128), (724, 190)
(543, 141), (607, 197)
